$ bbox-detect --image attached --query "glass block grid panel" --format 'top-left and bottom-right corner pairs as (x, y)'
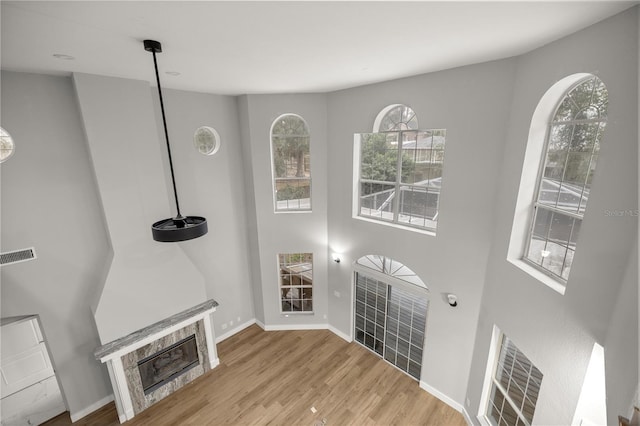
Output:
(489, 335), (543, 426)
(279, 253), (313, 313)
(384, 286), (427, 380)
(354, 272), (429, 380)
(525, 76), (607, 281)
(272, 115), (311, 211)
(354, 273), (387, 356)
(357, 128), (446, 232)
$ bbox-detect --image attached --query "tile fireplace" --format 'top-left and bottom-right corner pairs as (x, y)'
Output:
(95, 299), (218, 423)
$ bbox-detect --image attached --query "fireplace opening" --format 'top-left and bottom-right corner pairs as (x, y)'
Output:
(137, 334), (199, 395)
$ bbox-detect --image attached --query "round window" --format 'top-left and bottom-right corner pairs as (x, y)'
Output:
(0, 127), (15, 163)
(193, 126), (220, 156)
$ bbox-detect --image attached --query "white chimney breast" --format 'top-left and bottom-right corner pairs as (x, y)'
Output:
(73, 73), (207, 344)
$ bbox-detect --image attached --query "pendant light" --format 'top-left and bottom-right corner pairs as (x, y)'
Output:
(144, 39), (208, 242)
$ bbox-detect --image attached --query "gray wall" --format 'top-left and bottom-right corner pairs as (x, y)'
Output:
(73, 73), (207, 344)
(1, 71), (112, 415)
(1, 72), (257, 417)
(604, 241), (639, 425)
(465, 8), (638, 425)
(326, 58), (517, 404)
(152, 87), (255, 335)
(239, 94), (329, 328)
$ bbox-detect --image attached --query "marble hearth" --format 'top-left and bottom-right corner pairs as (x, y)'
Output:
(95, 300), (219, 423)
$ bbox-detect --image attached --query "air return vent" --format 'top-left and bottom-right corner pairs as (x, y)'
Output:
(1, 247), (37, 266)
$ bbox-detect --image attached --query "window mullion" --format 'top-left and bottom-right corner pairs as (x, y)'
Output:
(393, 131), (403, 222)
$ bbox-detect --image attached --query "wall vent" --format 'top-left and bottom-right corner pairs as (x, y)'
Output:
(0, 247), (37, 266)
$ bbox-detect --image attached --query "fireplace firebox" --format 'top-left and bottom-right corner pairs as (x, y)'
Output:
(137, 335), (199, 395)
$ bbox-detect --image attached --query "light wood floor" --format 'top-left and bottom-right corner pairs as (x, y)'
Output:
(44, 325), (466, 425)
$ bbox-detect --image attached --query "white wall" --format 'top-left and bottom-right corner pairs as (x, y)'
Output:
(0, 71), (112, 416)
(465, 7), (638, 425)
(326, 58), (518, 405)
(240, 94), (329, 327)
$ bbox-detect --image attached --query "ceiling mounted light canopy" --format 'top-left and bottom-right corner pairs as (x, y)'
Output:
(145, 39), (208, 242)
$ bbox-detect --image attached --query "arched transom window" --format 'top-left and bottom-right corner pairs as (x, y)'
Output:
(525, 76), (608, 281)
(375, 104), (419, 132)
(271, 114), (311, 211)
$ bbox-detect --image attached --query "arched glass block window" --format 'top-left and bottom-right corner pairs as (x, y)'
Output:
(271, 114), (311, 212)
(524, 76), (608, 281)
(354, 254), (428, 380)
(355, 105), (446, 232)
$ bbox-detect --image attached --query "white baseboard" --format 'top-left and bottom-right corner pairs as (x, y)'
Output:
(419, 380), (464, 413)
(328, 324), (352, 342)
(247, 319), (351, 342)
(215, 319), (256, 343)
(70, 394), (113, 422)
(263, 323), (328, 331)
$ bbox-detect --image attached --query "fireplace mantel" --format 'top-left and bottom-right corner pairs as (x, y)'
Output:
(95, 299), (219, 423)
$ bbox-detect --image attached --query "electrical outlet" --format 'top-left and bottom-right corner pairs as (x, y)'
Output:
(323, 314), (327, 319)
(230, 320), (234, 326)
(237, 316), (241, 322)
(221, 323), (228, 330)
(333, 290), (341, 298)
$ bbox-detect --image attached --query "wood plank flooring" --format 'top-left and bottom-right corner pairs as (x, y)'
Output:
(43, 325), (466, 425)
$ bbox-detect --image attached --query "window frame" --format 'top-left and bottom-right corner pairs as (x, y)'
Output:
(479, 328), (543, 426)
(522, 76), (607, 283)
(355, 129), (446, 233)
(270, 114), (312, 213)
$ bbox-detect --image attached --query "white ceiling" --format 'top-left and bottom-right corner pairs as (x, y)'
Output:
(1, 1), (636, 95)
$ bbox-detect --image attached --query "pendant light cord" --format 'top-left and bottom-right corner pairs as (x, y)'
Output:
(150, 49), (182, 219)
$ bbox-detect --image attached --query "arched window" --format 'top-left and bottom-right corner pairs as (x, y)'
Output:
(524, 76), (608, 281)
(271, 114), (311, 212)
(354, 254), (428, 380)
(355, 105), (446, 232)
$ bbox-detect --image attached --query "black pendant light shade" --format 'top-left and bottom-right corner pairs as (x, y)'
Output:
(145, 39), (208, 242)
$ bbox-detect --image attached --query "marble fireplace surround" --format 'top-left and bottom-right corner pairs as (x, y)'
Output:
(95, 299), (219, 423)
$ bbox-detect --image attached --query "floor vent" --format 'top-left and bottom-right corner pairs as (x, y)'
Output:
(1, 247), (37, 266)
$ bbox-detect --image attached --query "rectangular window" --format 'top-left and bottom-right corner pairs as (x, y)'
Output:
(278, 253), (313, 313)
(486, 334), (543, 426)
(356, 129), (446, 232)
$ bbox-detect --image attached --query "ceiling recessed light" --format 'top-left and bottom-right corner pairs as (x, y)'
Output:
(165, 71), (181, 76)
(53, 53), (75, 60)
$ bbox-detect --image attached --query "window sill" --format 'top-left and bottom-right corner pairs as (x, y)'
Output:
(274, 209), (312, 214)
(506, 258), (566, 295)
(353, 215), (437, 237)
